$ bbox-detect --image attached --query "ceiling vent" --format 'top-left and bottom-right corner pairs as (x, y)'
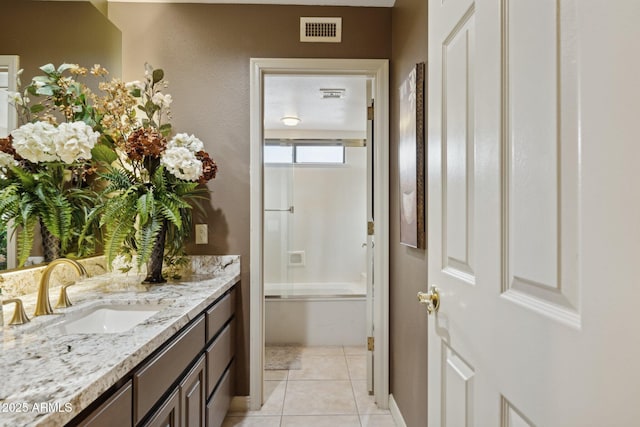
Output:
(320, 88), (346, 99)
(300, 17), (342, 43)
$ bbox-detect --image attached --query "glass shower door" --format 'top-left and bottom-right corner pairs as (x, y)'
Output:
(263, 142), (295, 297)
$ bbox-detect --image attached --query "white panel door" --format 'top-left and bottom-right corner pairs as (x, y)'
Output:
(427, 0), (640, 425)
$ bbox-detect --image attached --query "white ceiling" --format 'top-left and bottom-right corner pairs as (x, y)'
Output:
(264, 74), (369, 140)
(108, 0), (395, 6)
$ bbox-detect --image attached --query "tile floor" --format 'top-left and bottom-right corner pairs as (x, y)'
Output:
(223, 346), (397, 427)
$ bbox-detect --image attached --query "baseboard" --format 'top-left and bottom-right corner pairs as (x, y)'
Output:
(389, 394), (408, 427)
(229, 396), (251, 413)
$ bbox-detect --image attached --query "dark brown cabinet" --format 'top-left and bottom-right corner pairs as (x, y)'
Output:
(181, 356), (206, 427)
(69, 286), (236, 427)
(206, 322), (234, 397)
(143, 388), (180, 427)
(134, 316), (206, 424)
(206, 368), (232, 427)
(77, 380), (133, 427)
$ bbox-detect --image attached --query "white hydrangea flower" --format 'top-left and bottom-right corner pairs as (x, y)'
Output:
(53, 122), (99, 164)
(0, 151), (17, 179)
(11, 122), (58, 163)
(167, 133), (204, 153)
(161, 146), (203, 181)
(151, 92), (173, 108)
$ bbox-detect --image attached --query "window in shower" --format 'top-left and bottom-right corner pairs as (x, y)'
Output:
(264, 142), (345, 165)
(264, 145), (294, 164)
(295, 145), (344, 164)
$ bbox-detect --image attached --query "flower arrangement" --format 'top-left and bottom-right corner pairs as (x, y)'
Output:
(93, 64), (218, 281)
(0, 65), (102, 265)
(0, 63), (217, 280)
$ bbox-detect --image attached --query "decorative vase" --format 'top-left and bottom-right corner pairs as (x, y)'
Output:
(143, 220), (167, 284)
(40, 220), (61, 263)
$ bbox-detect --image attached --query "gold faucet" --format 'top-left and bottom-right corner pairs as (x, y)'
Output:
(35, 259), (88, 316)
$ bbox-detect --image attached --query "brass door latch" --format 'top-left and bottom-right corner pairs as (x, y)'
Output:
(417, 285), (440, 315)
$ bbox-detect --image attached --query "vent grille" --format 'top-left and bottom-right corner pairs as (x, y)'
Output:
(300, 17), (342, 43)
(307, 22), (336, 38)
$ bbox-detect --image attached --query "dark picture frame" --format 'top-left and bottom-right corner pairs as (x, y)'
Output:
(398, 62), (426, 249)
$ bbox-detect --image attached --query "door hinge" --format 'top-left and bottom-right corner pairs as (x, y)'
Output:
(367, 221), (374, 236)
(367, 336), (375, 351)
(367, 105), (374, 121)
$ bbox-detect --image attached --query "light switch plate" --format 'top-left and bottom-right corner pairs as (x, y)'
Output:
(195, 224), (208, 245)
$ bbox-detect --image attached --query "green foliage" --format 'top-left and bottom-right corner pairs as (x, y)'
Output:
(96, 157), (206, 270)
(152, 69), (164, 84)
(91, 143), (119, 164)
(136, 215), (163, 267)
(20, 63), (101, 126)
(2, 62), (217, 272)
(0, 162), (97, 266)
(0, 226), (7, 269)
(158, 123), (172, 137)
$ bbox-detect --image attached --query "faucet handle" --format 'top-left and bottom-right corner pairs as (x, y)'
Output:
(55, 283), (75, 309)
(56, 263), (88, 309)
(2, 298), (30, 325)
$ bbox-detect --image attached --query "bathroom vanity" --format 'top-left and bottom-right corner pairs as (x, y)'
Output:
(0, 256), (239, 427)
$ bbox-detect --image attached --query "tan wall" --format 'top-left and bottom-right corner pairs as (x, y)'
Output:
(390, 0), (429, 425)
(109, 3), (391, 395)
(0, 1), (121, 85)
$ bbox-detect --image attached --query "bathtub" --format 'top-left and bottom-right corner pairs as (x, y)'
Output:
(265, 282), (367, 346)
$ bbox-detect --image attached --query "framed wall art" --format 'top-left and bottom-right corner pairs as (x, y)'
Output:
(398, 62), (426, 249)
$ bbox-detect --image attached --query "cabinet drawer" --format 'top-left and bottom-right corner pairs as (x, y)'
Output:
(206, 367), (232, 427)
(78, 380), (132, 427)
(134, 315), (205, 424)
(180, 356), (206, 427)
(206, 321), (234, 398)
(141, 387), (180, 427)
(206, 290), (234, 343)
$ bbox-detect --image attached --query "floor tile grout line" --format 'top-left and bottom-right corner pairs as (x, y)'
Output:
(346, 361), (365, 427)
(279, 369), (290, 427)
(257, 346), (371, 426)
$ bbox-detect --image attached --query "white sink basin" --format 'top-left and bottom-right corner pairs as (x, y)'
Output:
(52, 304), (164, 334)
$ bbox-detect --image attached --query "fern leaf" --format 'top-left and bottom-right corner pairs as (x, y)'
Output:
(16, 215), (37, 267)
(40, 192), (73, 251)
(104, 199), (138, 267)
(137, 191), (155, 225)
(99, 169), (135, 193)
(151, 166), (167, 193)
(157, 194), (183, 230)
(77, 204), (106, 251)
(135, 215), (163, 267)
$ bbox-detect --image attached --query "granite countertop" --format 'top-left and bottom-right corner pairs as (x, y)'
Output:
(0, 255), (240, 427)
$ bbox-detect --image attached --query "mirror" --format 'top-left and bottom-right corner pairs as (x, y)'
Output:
(0, 0), (122, 271)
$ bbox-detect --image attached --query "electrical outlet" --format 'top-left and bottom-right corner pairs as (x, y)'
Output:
(195, 224), (208, 245)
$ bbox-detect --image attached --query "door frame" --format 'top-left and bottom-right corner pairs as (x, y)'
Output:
(249, 58), (390, 410)
(1, 55), (19, 270)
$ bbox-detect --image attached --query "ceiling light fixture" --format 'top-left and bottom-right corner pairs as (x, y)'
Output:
(281, 116), (301, 126)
